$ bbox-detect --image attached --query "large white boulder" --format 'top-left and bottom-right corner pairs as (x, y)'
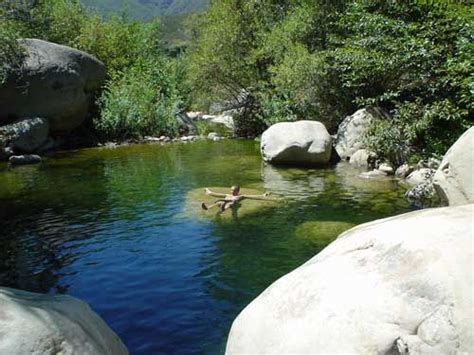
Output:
(260, 121), (332, 166)
(0, 287), (128, 355)
(0, 39), (105, 133)
(226, 204), (474, 354)
(433, 126), (474, 206)
(335, 107), (388, 160)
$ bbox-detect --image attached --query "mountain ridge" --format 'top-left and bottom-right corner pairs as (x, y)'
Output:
(81, 0), (208, 20)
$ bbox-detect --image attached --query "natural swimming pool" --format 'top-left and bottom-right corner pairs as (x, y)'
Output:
(0, 140), (412, 354)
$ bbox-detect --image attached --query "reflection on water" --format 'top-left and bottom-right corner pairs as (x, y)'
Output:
(0, 140), (412, 354)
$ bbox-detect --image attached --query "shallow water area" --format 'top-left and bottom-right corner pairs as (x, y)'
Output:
(0, 140), (412, 354)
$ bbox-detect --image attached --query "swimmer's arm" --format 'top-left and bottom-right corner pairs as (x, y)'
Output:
(205, 188), (227, 198)
(240, 192), (271, 200)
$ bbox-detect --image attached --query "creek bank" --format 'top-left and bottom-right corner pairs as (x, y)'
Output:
(0, 287), (128, 355)
(226, 204), (474, 354)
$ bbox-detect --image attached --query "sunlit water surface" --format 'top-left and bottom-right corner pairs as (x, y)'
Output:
(0, 140), (412, 354)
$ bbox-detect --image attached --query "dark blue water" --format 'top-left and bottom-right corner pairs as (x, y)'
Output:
(0, 140), (412, 354)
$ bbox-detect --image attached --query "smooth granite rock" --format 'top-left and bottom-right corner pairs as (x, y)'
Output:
(226, 204), (474, 354)
(0, 287), (128, 355)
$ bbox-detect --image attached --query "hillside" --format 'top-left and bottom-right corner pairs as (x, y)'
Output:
(81, 0), (207, 20)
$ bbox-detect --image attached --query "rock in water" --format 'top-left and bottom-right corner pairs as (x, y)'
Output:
(226, 204), (474, 354)
(0, 39), (105, 133)
(335, 107), (388, 160)
(260, 121), (332, 166)
(0, 117), (49, 153)
(0, 287), (128, 355)
(434, 126), (474, 206)
(349, 148), (376, 168)
(9, 154), (42, 166)
(405, 168), (435, 186)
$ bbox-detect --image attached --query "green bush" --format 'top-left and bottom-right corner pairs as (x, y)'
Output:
(187, 0), (473, 160)
(1, 0), (184, 141)
(95, 58), (180, 140)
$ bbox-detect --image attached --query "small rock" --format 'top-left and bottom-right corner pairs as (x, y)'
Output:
(208, 132), (220, 140)
(395, 164), (414, 179)
(378, 163), (394, 175)
(427, 157), (441, 170)
(349, 149), (377, 168)
(359, 169), (388, 179)
(405, 182), (440, 208)
(9, 154), (42, 166)
(144, 136), (161, 142)
(406, 168), (435, 186)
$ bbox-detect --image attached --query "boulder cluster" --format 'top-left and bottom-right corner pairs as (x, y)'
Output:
(226, 111), (473, 354)
(258, 108), (473, 208)
(0, 39), (105, 165)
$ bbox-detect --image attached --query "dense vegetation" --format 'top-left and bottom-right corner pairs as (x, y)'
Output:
(187, 0), (473, 163)
(1, 0), (473, 164)
(0, 0), (185, 139)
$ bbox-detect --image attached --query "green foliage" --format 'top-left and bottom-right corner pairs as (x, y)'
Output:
(95, 57), (181, 140)
(1, 0), (185, 141)
(0, 26), (25, 85)
(187, 0), (473, 160)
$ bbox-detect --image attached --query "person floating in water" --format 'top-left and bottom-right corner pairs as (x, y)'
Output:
(201, 185), (270, 212)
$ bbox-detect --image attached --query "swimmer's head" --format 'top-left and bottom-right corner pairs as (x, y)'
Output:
(231, 185), (240, 195)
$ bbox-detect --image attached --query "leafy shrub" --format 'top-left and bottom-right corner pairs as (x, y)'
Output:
(95, 58), (180, 140)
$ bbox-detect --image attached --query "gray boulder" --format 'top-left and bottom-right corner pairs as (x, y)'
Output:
(395, 164), (414, 179)
(0, 117), (49, 153)
(226, 204), (474, 354)
(349, 148), (376, 168)
(335, 107), (388, 160)
(0, 287), (128, 355)
(260, 121), (332, 166)
(405, 182), (440, 208)
(434, 126), (474, 206)
(405, 168), (435, 186)
(0, 39), (105, 133)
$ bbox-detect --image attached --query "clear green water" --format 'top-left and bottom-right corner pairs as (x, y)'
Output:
(0, 140), (412, 354)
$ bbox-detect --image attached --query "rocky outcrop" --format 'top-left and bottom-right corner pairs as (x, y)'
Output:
(0, 117), (49, 153)
(260, 121), (332, 166)
(0, 39), (105, 133)
(433, 126), (474, 206)
(0, 287), (128, 355)
(335, 107), (388, 160)
(226, 204), (474, 354)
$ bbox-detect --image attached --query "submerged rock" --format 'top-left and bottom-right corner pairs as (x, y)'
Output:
(433, 126), (474, 206)
(184, 187), (278, 221)
(261, 121), (332, 166)
(0, 39), (105, 133)
(226, 204), (474, 354)
(0, 287), (128, 355)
